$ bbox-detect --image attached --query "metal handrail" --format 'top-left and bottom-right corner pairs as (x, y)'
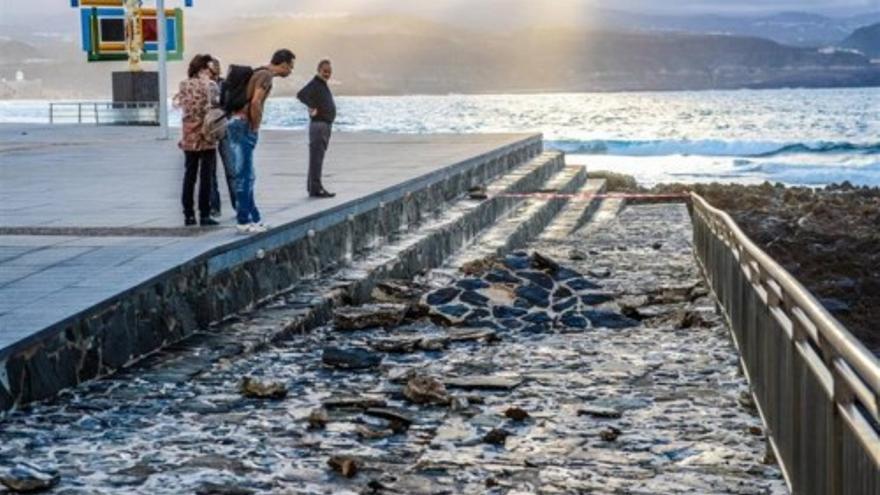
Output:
(691, 191), (880, 493)
(48, 101), (159, 126)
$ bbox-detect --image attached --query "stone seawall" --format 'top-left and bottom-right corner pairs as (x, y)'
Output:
(0, 136), (542, 412)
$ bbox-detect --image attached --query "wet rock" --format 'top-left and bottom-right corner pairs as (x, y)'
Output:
(403, 375), (451, 405)
(334, 303), (408, 331)
(484, 269), (520, 284)
(552, 297), (578, 313)
(239, 376), (288, 400)
(460, 256), (496, 276)
(558, 312), (590, 329)
(196, 483), (256, 495)
(518, 271), (555, 290)
(447, 327), (499, 343)
(371, 280), (423, 304)
(515, 285), (550, 308)
(457, 278), (490, 291)
(308, 408), (330, 429)
(322, 347), (383, 370)
(600, 426), (623, 442)
(328, 456), (359, 478)
(581, 293), (615, 306)
(531, 252), (561, 273)
(492, 306), (528, 319)
(504, 406), (530, 421)
(578, 406), (623, 419)
(502, 254), (531, 271)
(365, 408), (414, 429)
(584, 310), (640, 329)
(0, 464), (60, 493)
(483, 428), (512, 446)
(323, 396), (387, 410)
(445, 375), (522, 390)
(425, 287), (460, 306)
(568, 249), (587, 261)
(567, 277), (601, 291)
(460, 290), (490, 307)
(356, 425), (395, 440)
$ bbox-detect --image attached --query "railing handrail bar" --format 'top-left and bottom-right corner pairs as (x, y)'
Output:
(691, 192), (880, 402)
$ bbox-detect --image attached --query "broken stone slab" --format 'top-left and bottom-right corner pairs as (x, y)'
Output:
(577, 406), (623, 419)
(356, 425), (395, 440)
(446, 327), (499, 343)
(0, 464), (60, 493)
(322, 347), (383, 370)
(403, 375), (451, 405)
(531, 252), (561, 274)
(460, 256), (497, 276)
(371, 280), (424, 304)
(364, 407), (414, 427)
(371, 335), (449, 354)
(327, 456), (359, 478)
(322, 396), (388, 410)
(444, 375), (522, 391)
(334, 303), (408, 331)
(239, 376), (288, 400)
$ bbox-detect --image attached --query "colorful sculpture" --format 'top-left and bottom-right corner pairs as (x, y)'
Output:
(70, 0), (188, 67)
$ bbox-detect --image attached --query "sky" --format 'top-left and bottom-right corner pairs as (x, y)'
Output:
(2, 0), (879, 22)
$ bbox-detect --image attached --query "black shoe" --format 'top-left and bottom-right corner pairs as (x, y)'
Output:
(200, 217), (220, 226)
(185, 216), (197, 226)
(314, 189), (336, 198)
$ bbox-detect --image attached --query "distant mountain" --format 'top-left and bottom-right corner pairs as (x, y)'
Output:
(4, 15), (880, 98)
(596, 10), (880, 48)
(842, 23), (880, 58)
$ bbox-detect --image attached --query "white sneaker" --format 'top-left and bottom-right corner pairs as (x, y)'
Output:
(236, 224), (253, 235)
(249, 223), (268, 233)
(255, 222), (271, 230)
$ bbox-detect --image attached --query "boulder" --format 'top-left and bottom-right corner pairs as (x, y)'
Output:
(334, 303), (408, 331)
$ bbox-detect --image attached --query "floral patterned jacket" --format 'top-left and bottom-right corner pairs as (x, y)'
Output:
(174, 76), (220, 151)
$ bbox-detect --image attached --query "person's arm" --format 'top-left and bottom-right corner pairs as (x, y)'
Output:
(297, 80), (318, 117)
(249, 87), (267, 132)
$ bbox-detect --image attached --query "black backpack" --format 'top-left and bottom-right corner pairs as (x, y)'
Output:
(222, 65), (269, 115)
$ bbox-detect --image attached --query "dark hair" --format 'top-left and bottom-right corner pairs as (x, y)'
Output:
(317, 59), (332, 70)
(271, 49), (296, 66)
(187, 54), (211, 78)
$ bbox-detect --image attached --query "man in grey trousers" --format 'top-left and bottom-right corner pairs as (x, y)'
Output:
(297, 59), (337, 198)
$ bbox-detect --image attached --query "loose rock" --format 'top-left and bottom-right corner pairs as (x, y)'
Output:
(445, 375), (522, 390)
(600, 426), (623, 442)
(239, 376), (287, 400)
(483, 428), (512, 446)
(504, 406), (530, 421)
(327, 456), (359, 478)
(322, 347), (383, 370)
(403, 375), (450, 405)
(578, 406), (622, 419)
(307, 408), (329, 430)
(0, 464), (60, 493)
(334, 303), (408, 331)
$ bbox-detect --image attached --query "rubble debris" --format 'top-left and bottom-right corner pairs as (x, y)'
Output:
(403, 375), (450, 405)
(334, 304), (408, 331)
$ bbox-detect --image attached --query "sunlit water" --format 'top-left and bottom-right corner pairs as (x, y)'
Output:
(3, 87), (879, 186)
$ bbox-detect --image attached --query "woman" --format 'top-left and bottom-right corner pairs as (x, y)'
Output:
(174, 53), (220, 226)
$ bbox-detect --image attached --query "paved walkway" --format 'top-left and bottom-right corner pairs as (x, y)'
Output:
(0, 203), (786, 494)
(0, 124), (533, 352)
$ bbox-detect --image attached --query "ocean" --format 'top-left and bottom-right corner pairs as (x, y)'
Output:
(2, 87), (879, 186)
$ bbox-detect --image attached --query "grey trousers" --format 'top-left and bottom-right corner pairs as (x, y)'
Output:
(308, 121), (332, 194)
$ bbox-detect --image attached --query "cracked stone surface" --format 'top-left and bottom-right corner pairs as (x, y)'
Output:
(0, 202), (786, 494)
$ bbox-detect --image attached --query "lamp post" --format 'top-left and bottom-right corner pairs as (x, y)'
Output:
(156, 0), (168, 139)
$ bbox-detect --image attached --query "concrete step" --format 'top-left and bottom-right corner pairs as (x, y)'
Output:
(442, 164), (588, 270)
(538, 178), (607, 241)
(577, 197), (626, 235)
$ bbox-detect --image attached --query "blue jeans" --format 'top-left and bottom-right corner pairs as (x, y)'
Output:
(211, 136), (237, 212)
(228, 118), (261, 225)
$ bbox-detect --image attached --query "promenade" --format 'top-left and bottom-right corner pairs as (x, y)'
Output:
(0, 124), (540, 406)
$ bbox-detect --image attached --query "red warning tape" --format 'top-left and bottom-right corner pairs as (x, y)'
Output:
(489, 192), (691, 201)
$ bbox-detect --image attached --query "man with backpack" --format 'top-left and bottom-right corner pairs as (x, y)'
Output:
(224, 49), (296, 234)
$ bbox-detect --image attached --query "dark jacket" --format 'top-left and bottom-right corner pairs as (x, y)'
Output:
(297, 76), (336, 124)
